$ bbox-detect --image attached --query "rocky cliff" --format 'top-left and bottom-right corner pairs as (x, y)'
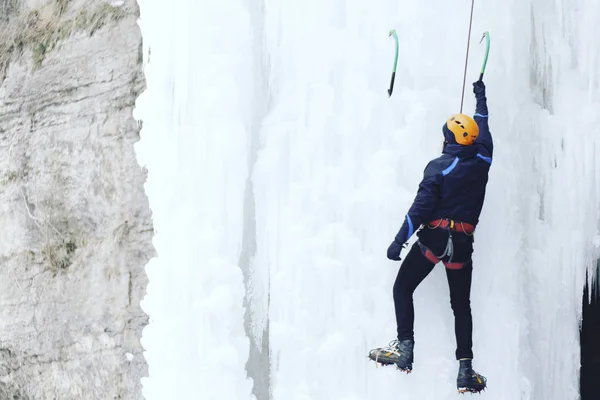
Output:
(0, 0), (150, 398)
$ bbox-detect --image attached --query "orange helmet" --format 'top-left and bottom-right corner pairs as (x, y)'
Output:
(445, 114), (479, 145)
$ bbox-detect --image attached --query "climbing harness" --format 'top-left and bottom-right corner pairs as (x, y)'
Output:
(428, 219), (475, 235)
(419, 238), (459, 268)
(419, 219), (475, 269)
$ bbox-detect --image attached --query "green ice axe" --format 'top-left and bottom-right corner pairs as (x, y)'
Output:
(460, 30), (491, 112)
(478, 31), (490, 81)
(388, 30), (399, 97)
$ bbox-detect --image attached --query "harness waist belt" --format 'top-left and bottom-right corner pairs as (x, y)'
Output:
(428, 219), (475, 234)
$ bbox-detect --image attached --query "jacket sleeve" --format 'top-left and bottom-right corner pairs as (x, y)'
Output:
(393, 161), (442, 244)
(474, 91), (493, 156)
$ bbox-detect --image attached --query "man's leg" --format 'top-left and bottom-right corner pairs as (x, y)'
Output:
(394, 242), (436, 341)
(445, 260), (474, 360)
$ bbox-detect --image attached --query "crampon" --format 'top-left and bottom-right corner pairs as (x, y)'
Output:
(457, 360), (487, 394)
(458, 386), (486, 394)
(367, 339), (414, 373)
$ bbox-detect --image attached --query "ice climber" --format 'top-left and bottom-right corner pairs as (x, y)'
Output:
(368, 80), (491, 394)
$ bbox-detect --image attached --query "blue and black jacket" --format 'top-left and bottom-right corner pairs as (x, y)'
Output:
(393, 91), (492, 245)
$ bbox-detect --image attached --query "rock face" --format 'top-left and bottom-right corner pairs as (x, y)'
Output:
(0, 0), (151, 399)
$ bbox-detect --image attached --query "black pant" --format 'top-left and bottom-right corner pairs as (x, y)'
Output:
(393, 228), (474, 360)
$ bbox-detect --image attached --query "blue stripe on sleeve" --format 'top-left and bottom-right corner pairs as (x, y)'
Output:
(477, 153), (492, 164)
(406, 215), (414, 238)
(474, 113), (488, 118)
(442, 157), (459, 176)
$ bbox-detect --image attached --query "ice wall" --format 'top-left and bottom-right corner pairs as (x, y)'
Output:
(508, 2), (600, 398)
(134, 0), (256, 398)
(135, 0), (600, 399)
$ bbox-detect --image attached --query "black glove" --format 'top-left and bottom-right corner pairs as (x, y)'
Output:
(473, 80), (486, 96)
(387, 240), (407, 261)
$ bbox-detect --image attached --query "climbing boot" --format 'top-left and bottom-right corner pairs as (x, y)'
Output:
(457, 359), (487, 393)
(368, 339), (414, 372)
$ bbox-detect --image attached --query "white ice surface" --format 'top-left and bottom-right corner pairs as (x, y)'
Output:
(134, 0), (600, 399)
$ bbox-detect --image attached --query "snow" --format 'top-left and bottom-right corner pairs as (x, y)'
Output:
(134, 0), (600, 399)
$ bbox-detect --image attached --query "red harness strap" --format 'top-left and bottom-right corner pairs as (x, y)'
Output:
(428, 219), (475, 234)
(443, 261), (465, 270)
(423, 248), (440, 264)
(420, 243), (467, 270)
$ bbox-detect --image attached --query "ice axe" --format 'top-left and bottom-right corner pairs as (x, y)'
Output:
(388, 30), (399, 97)
(459, 30), (491, 111)
(478, 31), (490, 82)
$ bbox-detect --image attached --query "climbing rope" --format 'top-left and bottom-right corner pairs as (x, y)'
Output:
(460, 0), (477, 113)
(388, 3), (490, 104)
